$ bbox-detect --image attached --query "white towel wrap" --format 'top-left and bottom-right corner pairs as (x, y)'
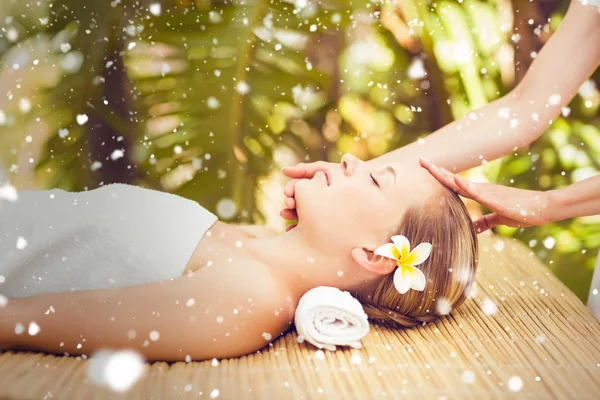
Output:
(294, 286), (370, 351)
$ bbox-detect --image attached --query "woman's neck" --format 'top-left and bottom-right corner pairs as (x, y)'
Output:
(242, 227), (369, 299)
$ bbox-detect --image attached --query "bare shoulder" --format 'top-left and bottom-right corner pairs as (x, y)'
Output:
(232, 224), (279, 238)
(185, 259), (297, 360)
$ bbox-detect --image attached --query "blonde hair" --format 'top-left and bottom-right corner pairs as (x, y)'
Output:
(351, 188), (478, 329)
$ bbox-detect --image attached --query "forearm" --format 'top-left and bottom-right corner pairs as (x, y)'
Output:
(371, 92), (523, 172)
(1, 266), (289, 362)
(1, 281), (196, 361)
(547, 176), (600, 222)
(371, 1), (600, 173)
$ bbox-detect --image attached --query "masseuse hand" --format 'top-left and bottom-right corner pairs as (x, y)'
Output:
(280, 160), (340, 231)
(419, 158), (552, 233)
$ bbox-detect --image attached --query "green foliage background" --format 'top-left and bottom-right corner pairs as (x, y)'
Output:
(0, 0), (598, 302)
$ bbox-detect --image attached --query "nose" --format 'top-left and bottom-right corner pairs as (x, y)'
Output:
(341, 153), (361, 176)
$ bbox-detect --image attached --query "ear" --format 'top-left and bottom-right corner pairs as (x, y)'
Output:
(350, 247), (397, 275)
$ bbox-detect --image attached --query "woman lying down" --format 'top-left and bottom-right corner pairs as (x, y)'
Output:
(0, 153), (478, 362)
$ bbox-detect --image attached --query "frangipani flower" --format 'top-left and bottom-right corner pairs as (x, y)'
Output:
(374, 235), (432, 294)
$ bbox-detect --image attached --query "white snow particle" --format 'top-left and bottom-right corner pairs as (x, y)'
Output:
(76, 114), (89, 125)
(436, 297), (452, 315)
(186, 298), (195, 307)
(262, 332), (272, 341)
(0, 183), (18, 202)
(235, 81), (250, 95)
(15, 322), (24, 335)
(149, 3), (161, 16)
(351, 354), (362, 364)
(88, 349), (145, 393)
(497, 107), (510, 119)
(91, 161), (103, 171)
(543, 236), (555, 249)
(536, 335), (545, 343)
(60, 43), (72, 53)
(315, 350), (325, 360)
(216, 316), (224, 323)
(58, 128), (69, 138)
(61, 52), (84, 73)
(28, 321), (41, 335)
(16, 236), (28, 250)
(548, 94), (561, 105)
(407, 58), (426, 80)
(110, 149), (124, 161)
(149, 330), (160, 341)
(494, 240), (505, 252)
(508, 376), (523, 392)
(184, 384), (192, 392)
(482, 298), (498, 316)
(462, 370), (475, 384)
(19, 99), (31, 113)
(210, 389), (220, 398)
(215, 198), (237, 219)
(7, 27), (18, 42)
(211, 358), (219, 367)
(0, 295), (7, 308)
(207, 97), (220, 110)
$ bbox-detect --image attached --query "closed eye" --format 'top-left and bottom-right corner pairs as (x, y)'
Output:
(370, 173), (380, 188)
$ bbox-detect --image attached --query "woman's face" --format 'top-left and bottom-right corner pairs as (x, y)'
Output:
(294, 154), (444, 254)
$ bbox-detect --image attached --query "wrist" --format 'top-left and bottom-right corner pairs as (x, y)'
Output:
(0, 300), (19, 350)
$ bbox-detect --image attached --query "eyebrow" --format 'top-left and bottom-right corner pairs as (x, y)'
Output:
(386, 165), (397, 187)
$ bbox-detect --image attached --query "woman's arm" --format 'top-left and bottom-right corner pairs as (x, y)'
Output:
(371, 0), (600, 172)
(420, 159), (600, 232)
(547, 175), (600, 223)
(1, 264), (293, 362)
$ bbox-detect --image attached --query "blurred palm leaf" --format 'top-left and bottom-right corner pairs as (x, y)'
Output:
(124, 0), (351, 220)
(2, 0), (351, 221)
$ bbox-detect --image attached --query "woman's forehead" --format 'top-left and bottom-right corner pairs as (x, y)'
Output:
(384, 162), (445, 205)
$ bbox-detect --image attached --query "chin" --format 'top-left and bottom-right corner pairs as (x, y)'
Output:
(293, 180), (323, 227)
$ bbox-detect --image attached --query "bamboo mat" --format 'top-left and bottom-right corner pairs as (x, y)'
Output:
(1, 233), (599, 399)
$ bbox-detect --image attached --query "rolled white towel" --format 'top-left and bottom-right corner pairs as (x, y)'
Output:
(294, 286), (370, 351)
